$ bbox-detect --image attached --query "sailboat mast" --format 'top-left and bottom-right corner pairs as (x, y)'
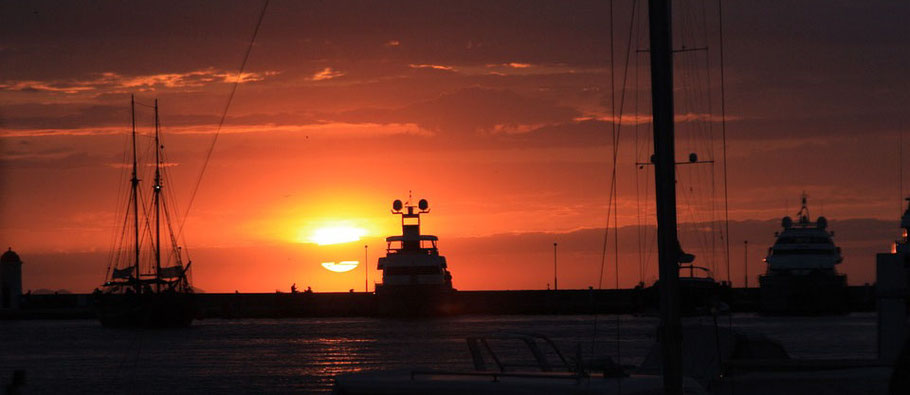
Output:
(130, 95), (141, 289)
(647, 0), (683, 393)
(154, 99), (162, 292)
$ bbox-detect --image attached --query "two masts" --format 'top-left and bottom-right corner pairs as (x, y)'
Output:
(95, 97), (194, 328)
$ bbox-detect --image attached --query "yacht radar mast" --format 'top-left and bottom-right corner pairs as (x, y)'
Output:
(796, 192), (811, 225)
(391, 198), (431, 251)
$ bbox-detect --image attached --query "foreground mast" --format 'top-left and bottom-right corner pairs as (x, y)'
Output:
(154, 99), (162, 293)
(648, 0), (683, 392)
(130, 95), (141, 289)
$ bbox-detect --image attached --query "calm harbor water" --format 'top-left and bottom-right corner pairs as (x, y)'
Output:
(0, 313), (876, 393)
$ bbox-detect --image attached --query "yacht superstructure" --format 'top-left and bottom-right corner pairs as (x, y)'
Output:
(374, 198), (455, 315)
(376, 198), (453, 292)
(759, 194), (847, 314)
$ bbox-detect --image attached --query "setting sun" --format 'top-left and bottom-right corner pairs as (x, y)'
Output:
(321, 261), (360, 273)
(306, 226), (368, 245)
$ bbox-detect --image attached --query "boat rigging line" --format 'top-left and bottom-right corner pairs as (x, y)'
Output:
(714, 4), (737, 390)
(717, 0), (732, 290)
(591, 0), (640, 363)
(179, 0), (270, 238)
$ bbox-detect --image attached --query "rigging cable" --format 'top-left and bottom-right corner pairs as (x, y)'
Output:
(634, 6), (643, 287)
(717, 0), (732, 293)
(179, 0), (270, 237)
(716, 4), (737, 391)
(106, 127), (133, 280)
(592, 0), (639, 360)
(611, 0), (622, 373)
(701, 0), (719, 278)
(608, 0), (621, 371)
(592, 0), (618, 357)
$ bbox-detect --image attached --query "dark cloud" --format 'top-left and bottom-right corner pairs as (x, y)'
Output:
(4, 1), (907, 142)
(0, 151), (104, 169)
(333, 87), (580, 136)
(0, 104), (128, 130)
(502, 119), (612, 147)
(0, 102), (323, 131)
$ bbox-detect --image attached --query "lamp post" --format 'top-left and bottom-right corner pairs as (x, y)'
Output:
(364, 245), (369, 293)
(744, 240), (749, 288)
(553, 242), (558, 291)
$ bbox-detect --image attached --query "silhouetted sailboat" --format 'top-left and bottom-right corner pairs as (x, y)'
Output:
(94, 96), (195, 328)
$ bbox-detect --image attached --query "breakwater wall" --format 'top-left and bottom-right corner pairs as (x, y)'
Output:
(2, 286), (876, 319)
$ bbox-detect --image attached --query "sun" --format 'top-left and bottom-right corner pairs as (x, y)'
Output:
(321, 261), (360, 273)
(305, 226), (368, 245)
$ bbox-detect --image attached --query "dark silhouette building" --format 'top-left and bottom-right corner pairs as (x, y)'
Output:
(1, 247), (23, 309)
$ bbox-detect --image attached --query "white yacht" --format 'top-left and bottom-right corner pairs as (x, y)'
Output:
(759, 193), (848, 314)
(374, 198), (455, 315)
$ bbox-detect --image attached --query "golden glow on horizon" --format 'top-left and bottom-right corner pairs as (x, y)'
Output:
(304, 225), (368, 245)
(321, 261), (360, 273)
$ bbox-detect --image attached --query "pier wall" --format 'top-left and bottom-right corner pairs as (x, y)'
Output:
(1, 286), (876, 320)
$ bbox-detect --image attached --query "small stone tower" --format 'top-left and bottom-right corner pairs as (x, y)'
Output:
(1, 247), (23, 309)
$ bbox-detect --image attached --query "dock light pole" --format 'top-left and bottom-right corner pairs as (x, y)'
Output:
(553, 242), (558, 291)
(364, 245), (369, 293)
(744, 240), (749, 288)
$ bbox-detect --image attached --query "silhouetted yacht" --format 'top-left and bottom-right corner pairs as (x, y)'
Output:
(374, 198), (456, 316)
(94, 97), (195, 328)
(759, 193), (848, 314)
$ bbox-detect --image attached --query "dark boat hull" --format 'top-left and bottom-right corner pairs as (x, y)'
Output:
(644, 278), (730, 316)
(374, 285), (459, 317)
(95, 292), (195, 328)
(759, 271), (848, 315)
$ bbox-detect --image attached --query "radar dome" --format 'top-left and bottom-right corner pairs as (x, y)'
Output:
(782, 216), (793, 229)
(817, 216), (828, 229)
(393, 199), (403, 211)
(418, 199), (429, 210)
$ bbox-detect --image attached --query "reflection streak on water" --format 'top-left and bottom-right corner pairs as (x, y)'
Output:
(0, 313), (876, 393)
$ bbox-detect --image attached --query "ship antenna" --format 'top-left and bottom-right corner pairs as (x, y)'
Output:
(799, 191), (809, 220)
(154, 99), (162, 292)
(130, 95), (141, 291)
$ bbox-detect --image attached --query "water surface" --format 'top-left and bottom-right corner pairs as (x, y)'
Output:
(0, 313), (876, 393)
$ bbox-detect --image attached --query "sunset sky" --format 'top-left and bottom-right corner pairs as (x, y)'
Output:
(2, 1), (909, 293)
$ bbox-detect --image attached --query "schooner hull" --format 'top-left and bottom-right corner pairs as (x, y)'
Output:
(95, 292), (195, 328)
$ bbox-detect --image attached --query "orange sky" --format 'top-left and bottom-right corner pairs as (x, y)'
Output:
(2, 1), (909, 292)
